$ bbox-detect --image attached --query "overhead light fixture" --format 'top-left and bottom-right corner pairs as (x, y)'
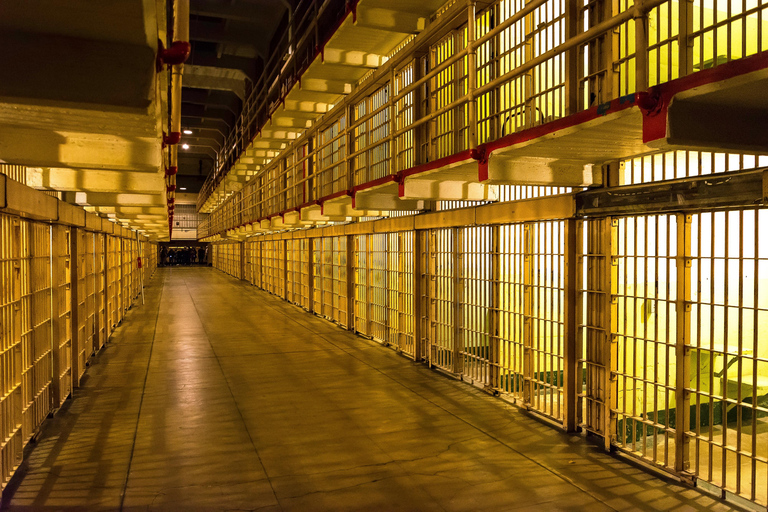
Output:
(180, 187), (187, 191)
(183, 129), (193, 135)
(182, 143), (189, 149)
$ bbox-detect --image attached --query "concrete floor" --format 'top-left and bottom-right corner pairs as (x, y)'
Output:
(1, 268), (738, 511)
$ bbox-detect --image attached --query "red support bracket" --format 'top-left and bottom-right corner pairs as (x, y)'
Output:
(163, 132), (181, 147)
(156, 40), (191, 70)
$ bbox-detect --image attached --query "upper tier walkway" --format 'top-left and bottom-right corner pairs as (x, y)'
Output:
(1, 268), (736, 511)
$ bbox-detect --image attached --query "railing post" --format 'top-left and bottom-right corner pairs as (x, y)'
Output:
(678, 0), (693, 77)
(389, 66), (398, 176)
(466, 0), (478, 150)
(412, 53), (426, 165)
(307, 137), (315, 202)
(563, 218), (579, 431)
(634, 0), (649, 91)
(346, 105), (355, 190)
(564, 0), (580, 115)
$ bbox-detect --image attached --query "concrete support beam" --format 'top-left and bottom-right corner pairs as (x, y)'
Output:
(401, 179), (499, 201)
(299, 205), (352, 222)
(62, 191), (166, 207)
(354, 191), (426, 211)
(320, 200), (385, 218)
(0, 126), (161, 172)
(486, 154), (602, 187)
(353, 7), (426, 34)
(322, 48), (384, 68)
(26, 167), (164, 194)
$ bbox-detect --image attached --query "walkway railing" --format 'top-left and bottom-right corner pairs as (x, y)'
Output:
(198, 0), (768, 234)
(196, 0), (358, 209)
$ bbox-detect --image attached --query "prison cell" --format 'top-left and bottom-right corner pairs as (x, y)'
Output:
(212, 175), (765, 506)
(19, 220), (52, 444)
(0, 199), (154, 493)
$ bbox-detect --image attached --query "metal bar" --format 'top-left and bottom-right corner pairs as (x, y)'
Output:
(523, 223), (533, 406)
(413, 229), (424, 361)
(453, 227), (463, 375)
(634, 0), (648, 91)
(489, 224), (501, 390)
(563, 218), (579, 431)
(675, 213), (692, 474)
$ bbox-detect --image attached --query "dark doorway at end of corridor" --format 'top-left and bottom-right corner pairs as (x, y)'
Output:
(159, 241), (211, 267)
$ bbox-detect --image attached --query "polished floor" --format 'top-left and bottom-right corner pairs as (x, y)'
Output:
(2, 268), (737, 511)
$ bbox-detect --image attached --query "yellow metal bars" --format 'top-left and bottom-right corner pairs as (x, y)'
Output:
(686, 209), (768, 505)
(51, 225), (71, 409)
(19, 221), (52, 446)
(0, 212), (148, 493)
(612, 214), (678, 469)
(210, 197), (768, 509)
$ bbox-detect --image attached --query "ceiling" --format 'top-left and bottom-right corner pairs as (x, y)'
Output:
(177, 0), (292, 194)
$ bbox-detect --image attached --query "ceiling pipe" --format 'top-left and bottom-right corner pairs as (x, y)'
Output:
(166, 0), (190, 239)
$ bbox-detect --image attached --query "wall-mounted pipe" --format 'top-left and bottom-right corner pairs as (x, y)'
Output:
(165, 0), (189, 239)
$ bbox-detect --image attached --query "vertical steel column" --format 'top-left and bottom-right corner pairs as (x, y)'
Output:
(604, 217), (618, 451)
(413, 229), (424, 362)
(50, 225), (66, 409)
(523, 223), (533, 406)
(346, 234), (355, 331)
(364, 235), (373, 337)
(240, 240), (246, 281)
(69, 228), (80, 390)
(453, 227), (463, 376)
(93, 233), (101, 348)
(307, 237), (315, 314)
(489, 225), (501, 390)
(282, 240), (288, 300)
(102, 235), (109, 341)
(428, 229), (436, 367)
(563, 218), (579, 431)
(675, 214), (692, 473)
(466, 0), (478, 151)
